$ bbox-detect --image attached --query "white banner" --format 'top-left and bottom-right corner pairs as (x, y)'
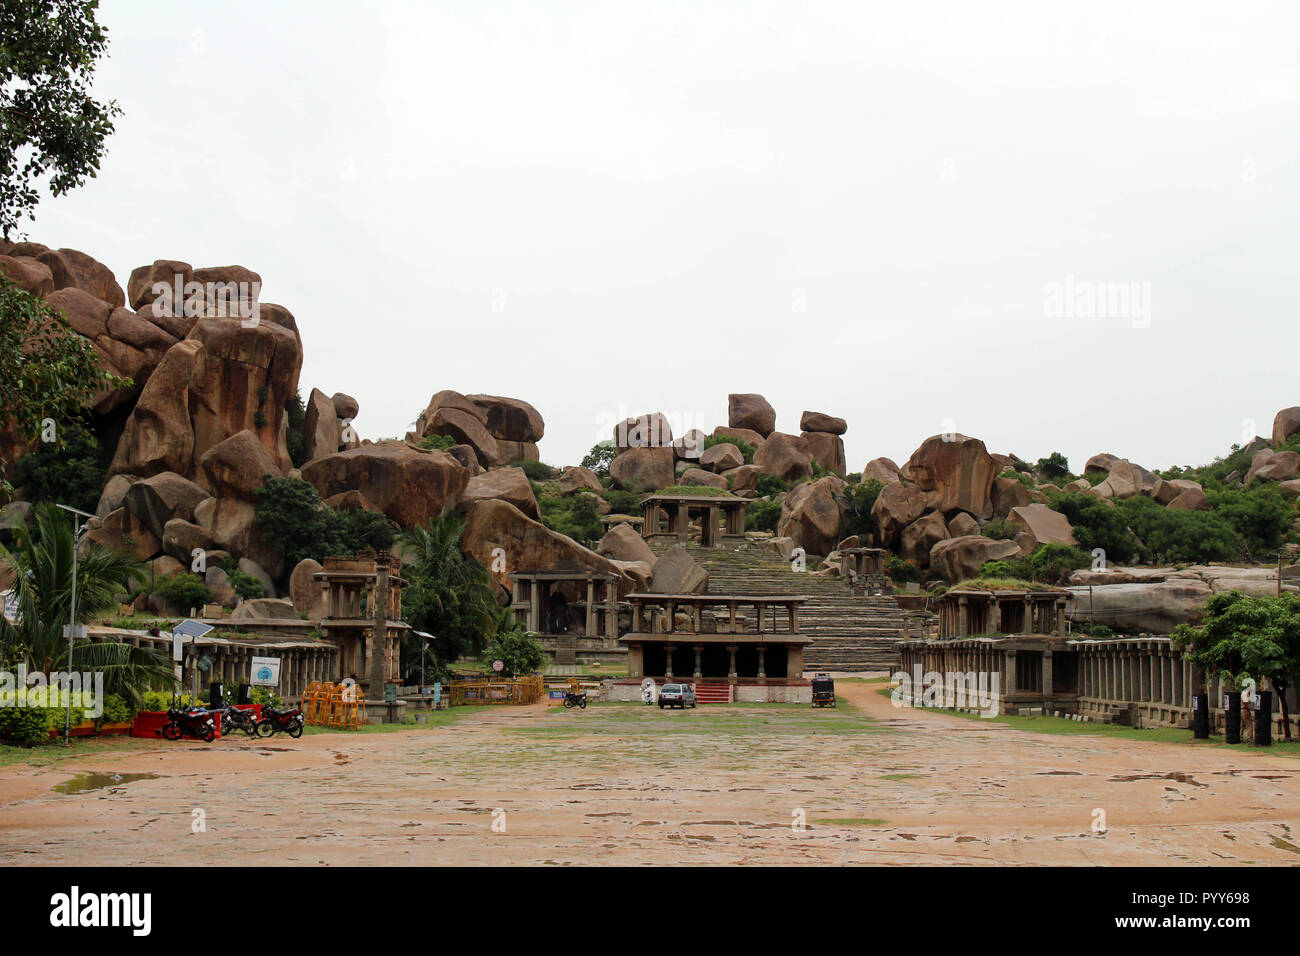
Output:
(250, 656), (281, 687)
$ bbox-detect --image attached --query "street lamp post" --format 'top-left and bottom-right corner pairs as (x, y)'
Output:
(55, 504), (95, 746)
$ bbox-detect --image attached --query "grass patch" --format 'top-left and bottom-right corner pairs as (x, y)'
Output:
(876, 686), (1300, 755)
(302, 704), (499, 736)
(880, 773), (921, 781)
(518, 699), (882, 738)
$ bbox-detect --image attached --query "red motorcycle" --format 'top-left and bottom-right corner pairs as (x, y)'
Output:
(256, 705), (304, 738)
(161, 705), (217, 743)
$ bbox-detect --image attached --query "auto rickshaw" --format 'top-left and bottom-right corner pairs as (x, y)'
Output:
(811, 673), (836, 708)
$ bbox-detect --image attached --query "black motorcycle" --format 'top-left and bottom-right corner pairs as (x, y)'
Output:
(562, 691), (587, 709)
(216, 705), (260, 738)
(256, 705), (304, 738)
(161, 705), (216, 743)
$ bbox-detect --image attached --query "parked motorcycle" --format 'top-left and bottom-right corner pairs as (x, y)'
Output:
(216, 705), (260, 738)
(161, 704), (216, 743)
(562, 691), (587, 709)
(256, 705), (304, 738)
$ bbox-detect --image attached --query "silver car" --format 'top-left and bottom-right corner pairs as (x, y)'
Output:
(657, 683), (697, 709)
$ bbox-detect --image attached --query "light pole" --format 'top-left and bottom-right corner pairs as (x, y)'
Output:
(415, 630), (434, 692)
(55, 504), (95, 746)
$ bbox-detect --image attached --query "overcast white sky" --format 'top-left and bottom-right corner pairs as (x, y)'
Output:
(27, 0), (1300, 473)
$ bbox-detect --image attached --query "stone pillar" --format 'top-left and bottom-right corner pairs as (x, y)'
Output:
(757, 646), (766, 679)
(727, 644), (738, 680)
(1005, 649), (1017, 696)
(368, 565), (389, 698)
(1022, 597), (1032, 634)
(1042, 649), (1053, 701)
(586, 578), (596, 638)
(664, 643), (674, 678)
(958, 597), (968, 638)
(693, 645), (703, 678)
(527, 580), (540, 633)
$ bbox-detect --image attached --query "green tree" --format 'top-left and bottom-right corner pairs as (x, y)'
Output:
(845, 478), (882, 539)
(1048, 491), (1139, 563)
(398, 515), (504, 676)
(1172, 591), (1300, 739)
(0, 276), (124, 494)
(481, 609), (545, 677)
(0, 504), (171, 706)
(1206, 484), (1292, 559)
(580, 440), (616, 477)
(1035, 452), (1070, 481)
(253, 476), (397, 576)
(10, 418), (105, 512)
(1, 0), (122, 238)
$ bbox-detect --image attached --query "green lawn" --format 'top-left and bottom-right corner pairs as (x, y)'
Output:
(875, 686), (1300, 756)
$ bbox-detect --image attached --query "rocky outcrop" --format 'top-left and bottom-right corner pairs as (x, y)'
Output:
(1085, 453), (1119, 473)
(870, 480), (928, 548)
(1167, 486), (1211, 511)
(929, 535), (1021, 583)
(596, 522), (657, 566)
(303, 387), (341, 463)
(900, 510), (949, 568)
(613, 412), (673, 452)
(990, 476), (1046, 517)
(1273, 407), (1300, 447)
(230, 598), (300, 621)
(722, 464), (760, 493)
(300, 442), (468, 528)
(457, 467), (540, 520)
(861, 457), (901, 485)
(753, 432), (812, 482)
(415, 390), (501, 468)
(679, 467), (728, 490)
(1094, 459), (1158, 499)
(777, 476), (848, 557)
(1065, 580), (1212, 633)
(121, 472), (211, 542)
(197, 429), (282, 499)
(109, 317), (302, 480)
(558, 465), (603, 495)
(901, 435), (998, 518)
(801, 431), (846, 476)
(727, 393), (776, 437)
(1246, 450), (1300, 484)
(610, 446), (675, 492)
(799, 411), (846, 435)
(650, 545), (709, 593)
(1006, 504), (1076, 548)
(712, 425), (764, 449)
(459, 499), (628, 597)
(466, 394), (544, 443)
(946, 512), (980, 538)
(289, 558), (324, 620)
(700, 442), (744, 472)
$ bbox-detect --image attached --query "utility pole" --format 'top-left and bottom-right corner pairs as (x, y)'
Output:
(55, 504), (95, 746)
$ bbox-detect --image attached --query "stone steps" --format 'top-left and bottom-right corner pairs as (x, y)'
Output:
(648, 540), (906, 671)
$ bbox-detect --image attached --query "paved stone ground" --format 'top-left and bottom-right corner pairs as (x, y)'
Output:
(1, 680), (1297, 865)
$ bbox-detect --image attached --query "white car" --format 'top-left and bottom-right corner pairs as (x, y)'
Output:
(657, 683), (697, 709)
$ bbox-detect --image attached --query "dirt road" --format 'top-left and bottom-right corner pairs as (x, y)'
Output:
(1, 680), (1297, 865)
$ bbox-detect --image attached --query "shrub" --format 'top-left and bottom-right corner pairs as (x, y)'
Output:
(844, 478), (882, 539)
(886, 556), (923, 583)
(1114, 496), (1239, 564)
(517, 459), (557, 481)
(999, 468), (1033, 488)
(99, 693), (133, 725)
(1026, 543), (1093, 584)
(214, 559), (265, 601)
(600, 489), (642, 514)
(284, 390), (308, 467)
(982, 517), (1016, 540)
(755, 473), (790, 498)
(254, 476), (397, 575)
(657, 485), (731, 497)
(1206, 484), (1293, 558)
(1048, 491), (1139, 563)
(538, 495), (603, 544)
(0, 706), (53, 744)
(154, 572), (211, 611)
(419, 433), (457, 451)
(746, 499), (782, 533)
(1035, 452), (1071, 482)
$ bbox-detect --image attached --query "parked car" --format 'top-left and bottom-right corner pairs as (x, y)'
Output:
(658, 683), (696, 709)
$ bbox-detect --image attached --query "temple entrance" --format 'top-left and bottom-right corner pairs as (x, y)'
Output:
(736, 646), (760, 678)
(701, 646), (730, 678)
(671, 645), (695, 677)
(1053, 651), (1079, 694)
(765, 646), (789, 679)
(643, 644), (667, 677)
(546, 590), (571, 634)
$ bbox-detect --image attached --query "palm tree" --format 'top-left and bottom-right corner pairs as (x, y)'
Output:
(396, 515), (503, 677)
(0, 504), (172, 706)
